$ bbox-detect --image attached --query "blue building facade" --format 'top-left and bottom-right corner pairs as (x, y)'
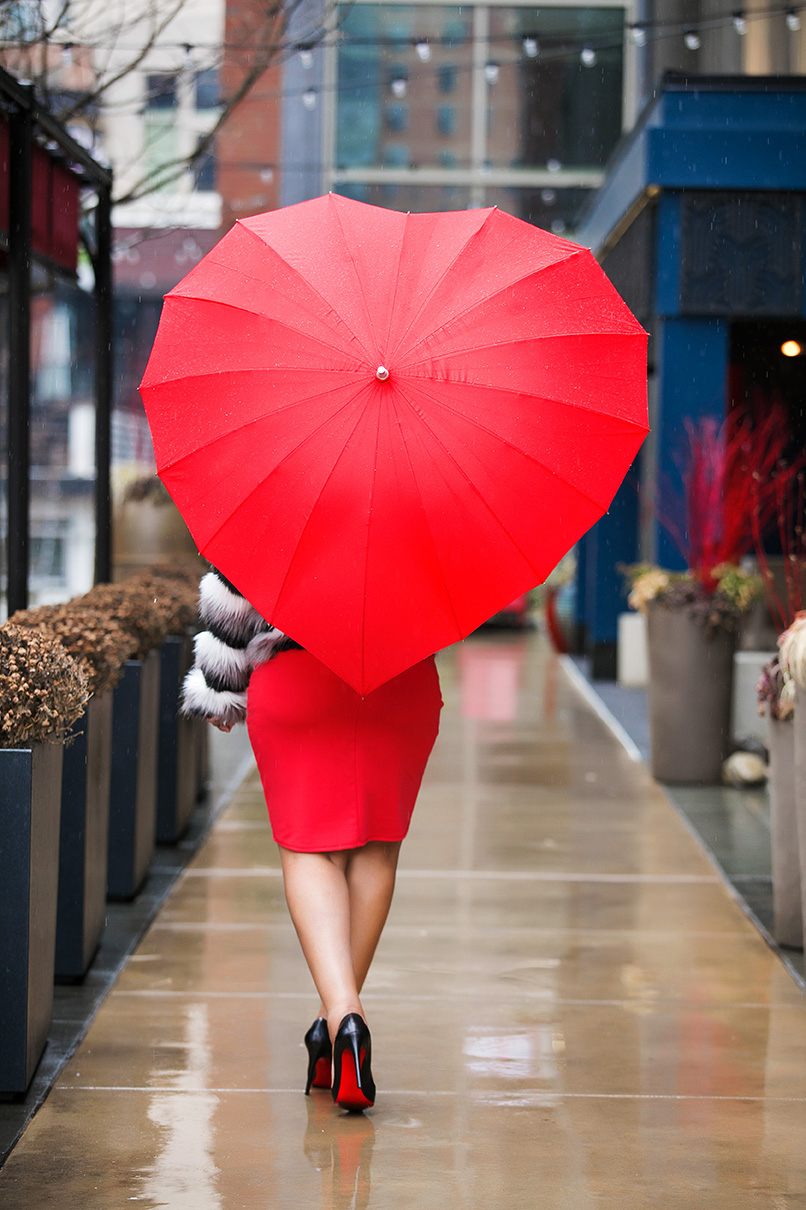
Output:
(575, 74), (806, 677)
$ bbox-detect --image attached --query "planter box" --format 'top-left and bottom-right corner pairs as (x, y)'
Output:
(0, 742), (63, 1094)
(107, 651), (160, 901)
(617, 611), (648, 687)
(647, 604), (736, 784)
(156, 636), (197, 843)
(767, 709), (802, 948)
(55, 690), (113, 981)
(792, 689), (806, 950)
(195, 718), (210, 801)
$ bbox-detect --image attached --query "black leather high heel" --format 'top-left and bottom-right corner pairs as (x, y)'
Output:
(332, 1013), (375, 1112)
(304, 1017), (332, 1094)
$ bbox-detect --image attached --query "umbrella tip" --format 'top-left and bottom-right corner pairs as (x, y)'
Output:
(376, 366), (390, 382)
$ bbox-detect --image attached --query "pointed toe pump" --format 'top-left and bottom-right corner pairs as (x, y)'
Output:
(304, 1017), (333, 1094)
(332, 1013), (376, 1112)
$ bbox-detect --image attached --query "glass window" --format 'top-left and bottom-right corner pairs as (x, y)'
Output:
(385, 104), (409, 132)
(146, 74), (177, 110)
(193, 139), (216, 191)
(384, 143), (411, 167)
(486, 7), (624, 170)
(195, 69), (219, 110)
(438, 63), (457, 93)
(337, 5), (473, 171)
(484, 185), (593, 235)
(437, 104), (456, 136)
(336, 182), (471, 213)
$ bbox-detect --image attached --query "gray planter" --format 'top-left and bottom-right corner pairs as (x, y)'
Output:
(195, 718), (210, 802)
(646, 603), (736, 784)
(0, 742), (63, 1094)
(767, 709), (802, 948)
(107, 651), (160, 901)
(791, 689), (806, 950)
(156, 636), (197, 843)
(55, 690), (113, 981)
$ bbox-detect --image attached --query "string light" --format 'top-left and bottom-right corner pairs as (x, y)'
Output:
(781, 340), (803, 357)
(302, 87), (317, 109)
(733, 11), (748, 33)
(630, 25), (648, 45)
(298, 46), (314, 68)
(580, 46), (597, 65)
(484, 60), (500, 83)
(684, 28), (702, 48)
(786, 8), (802, 27)
(415, 39), (431, 61)
(391, 75), (407, 97)
(523, 36), (539, 57)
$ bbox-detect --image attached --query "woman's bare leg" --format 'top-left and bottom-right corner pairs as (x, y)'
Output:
(280, 848), (363, 1040)
(281, 841), (403, 1038)
(345, 841), (402, 991)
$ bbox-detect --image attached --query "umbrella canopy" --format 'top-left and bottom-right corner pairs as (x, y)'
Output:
(140, 194), (648, 695)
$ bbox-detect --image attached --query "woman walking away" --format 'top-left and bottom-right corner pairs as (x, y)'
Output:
(182, 568), (442, 1112)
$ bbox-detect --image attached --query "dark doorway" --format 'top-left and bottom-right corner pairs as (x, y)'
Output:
(729, 319), (806, 460)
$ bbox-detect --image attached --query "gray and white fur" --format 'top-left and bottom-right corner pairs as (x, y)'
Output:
(181, 570), (296, 726)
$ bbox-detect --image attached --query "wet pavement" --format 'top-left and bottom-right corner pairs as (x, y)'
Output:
(2, 633), (805, 1208)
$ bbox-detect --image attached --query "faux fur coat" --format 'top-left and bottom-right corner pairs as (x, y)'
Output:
(181, 569), (299, 726)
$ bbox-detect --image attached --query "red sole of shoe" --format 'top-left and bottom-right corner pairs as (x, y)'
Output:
(334, 1049), (373, 1112)
(311, 1058), (332, 1089)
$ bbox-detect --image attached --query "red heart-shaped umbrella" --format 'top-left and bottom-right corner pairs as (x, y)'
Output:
(140, 194), (648, 694)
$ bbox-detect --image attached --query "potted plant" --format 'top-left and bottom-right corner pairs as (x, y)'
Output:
(9, 602), (133, 979)
(82, 576), (170, 900)
(0, 623), (89, 1093)
(135, 568), (202, 843)
(625, 411), (793, 784)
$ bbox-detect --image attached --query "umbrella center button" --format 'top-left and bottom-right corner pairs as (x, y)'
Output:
(375, 365), (390, 381)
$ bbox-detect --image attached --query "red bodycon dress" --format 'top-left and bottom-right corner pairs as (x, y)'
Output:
(246, 649), (443, 852)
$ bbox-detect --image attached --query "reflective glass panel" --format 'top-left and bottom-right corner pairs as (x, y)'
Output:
(486, 7), (624, 169)
(336, 181), (471, 212)
(486, 185), (594, 236)
(337, 5), (474, 171)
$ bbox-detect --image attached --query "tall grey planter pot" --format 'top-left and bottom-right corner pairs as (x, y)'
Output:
(791, 688), (806, 949)
(646, 603), (736, 784)
(55, 690), (113, 981)
(107, 651), (160, 901)
(156, 636), (197, 843)
(0, 742), (63, 1095)
(767, 708), (802, 948)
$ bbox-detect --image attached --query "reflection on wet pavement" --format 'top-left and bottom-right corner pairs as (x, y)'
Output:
(2, 634), (805, 1208)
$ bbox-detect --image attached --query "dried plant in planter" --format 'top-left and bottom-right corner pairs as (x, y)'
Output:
(130, 567), (200, 637)
(9, 603), (133, 696)
(82, 568), (200, 660)
(0, 623), (91, 748)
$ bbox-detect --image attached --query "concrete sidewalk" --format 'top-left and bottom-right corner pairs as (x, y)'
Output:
(2, 633), (805, 1208)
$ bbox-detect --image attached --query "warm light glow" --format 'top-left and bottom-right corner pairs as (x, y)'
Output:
(781, 340), (803, 358)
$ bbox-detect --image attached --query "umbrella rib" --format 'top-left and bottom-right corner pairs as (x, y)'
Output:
(155, 376), (369, 473)
(238, 222), (376, 364)
(162, 294), (367, 366)
(402, 378), (621, 515)
(389, 212), (526, 362)
(398, 250), (598, 361)
(396, 373), (649, 429)
(331, 199), (382, 362)
(394, 381), (542, 584)
(359, 394), (384, 688)
(196, 382), (371, 552)
(391, 402), (465, 641)
(400, 329), (643, 371)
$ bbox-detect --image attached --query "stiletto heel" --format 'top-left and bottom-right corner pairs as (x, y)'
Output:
(332, 1013), (375, 1111)
(304, 1017), (332, 1094)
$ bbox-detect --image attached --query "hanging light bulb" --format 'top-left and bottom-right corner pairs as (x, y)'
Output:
(299, 46), (314, 69)
(391, 75), (408, 98)
(786, 9), (801, 30)
(630, 25), (647, 46)
(302, 87), (317, 109)
(485, 60), (500, 83)
(523, 36), (539, 58)
(580, 46), (597, 66)
(684, 28), (701, 49)
(733, 11), (748, 34)
(415, 39), (431, 61)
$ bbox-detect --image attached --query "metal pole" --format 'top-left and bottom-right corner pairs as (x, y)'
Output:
(7, 86), (34, 615)
(93, 182), (114, 584)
